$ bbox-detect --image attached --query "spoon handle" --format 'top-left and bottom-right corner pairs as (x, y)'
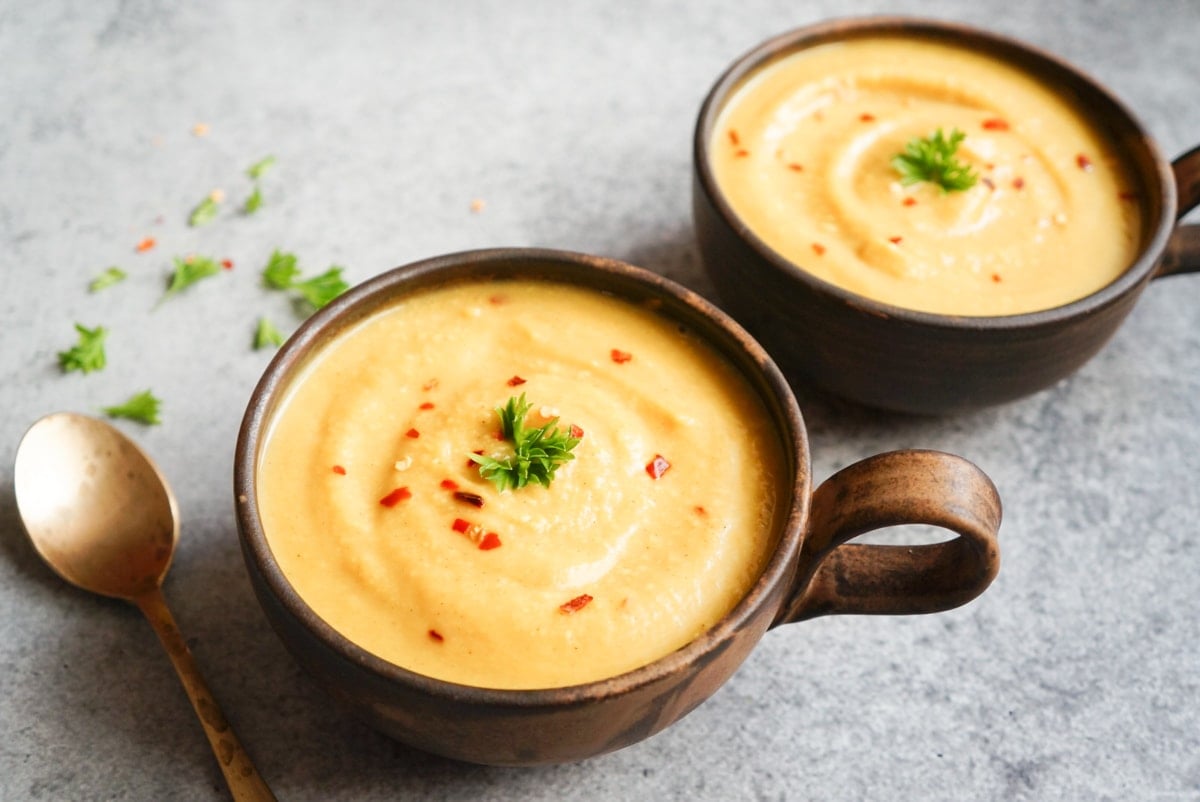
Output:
(135, 588), (278, 802)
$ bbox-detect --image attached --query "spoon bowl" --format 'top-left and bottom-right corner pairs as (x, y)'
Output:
(13, 412), (275, 801)
(14, 412), (177, 599)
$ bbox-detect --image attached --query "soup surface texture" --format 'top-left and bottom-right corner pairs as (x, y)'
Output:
(711, 35), (1142, 316)
(258, 279), (787, 689)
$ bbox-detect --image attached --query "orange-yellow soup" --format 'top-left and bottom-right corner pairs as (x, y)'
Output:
(258, 280), (787, 689)
(712, 35), (1142, 315)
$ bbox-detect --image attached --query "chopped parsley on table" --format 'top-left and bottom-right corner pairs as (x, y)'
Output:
(89, 267), (127, 292)
(102, 390), (162, 425)
(57, 323), (107, 374)
(162, 255), (221, 301)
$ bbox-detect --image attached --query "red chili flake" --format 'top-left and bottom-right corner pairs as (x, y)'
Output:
(451, 518), (471, 533)
(221, 259), (234, 270)
(419, 402), (435, 410)
(507, 375), (527, 387)
(454, 491), (485, 508)
(1076, 153), (1094, 172)
(811, 243), (826, 256)
(488, 294), (506, 305)
(645, 454), (671, 479)
(467, 449), (484, 468)
(734, 149), (750, 158)
(331, 465), (347, 475)
(982, 118), (1010, 131)
(991, 273), (1003, 283)
(694, 505), (707, 516)
(478, 532), (502, 551)
(380, 487), (412, 507)
(1118, 190), (1137, 201)
(406, 428), (420, 439)
(559, 594), (594, 614)
(787, 162), (804, 172)
(728, 129), (740, 146)
(611, 349), (633, 364)
(422, 378), (439, 391)
(440, 479), (459, 490)
(1012, 177), (1026, 190)
(428, 629), (444, 642)
(888, 236), (903, 245)
(494, 429), (506, 441)
(569, 424), (584, 439)
(859, 113), (876, 122)
(135, 236), (156, 253)
(902, 197), (918, 207)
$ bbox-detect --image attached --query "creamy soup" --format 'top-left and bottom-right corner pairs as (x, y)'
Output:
(712, 35), (1142, 316)
(257, 279), (787, 689)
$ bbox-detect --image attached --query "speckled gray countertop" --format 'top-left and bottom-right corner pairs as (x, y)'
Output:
(2, 1), (1198, 800)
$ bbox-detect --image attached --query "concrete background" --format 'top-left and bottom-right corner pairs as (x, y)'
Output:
(1, 1), (1197, 799)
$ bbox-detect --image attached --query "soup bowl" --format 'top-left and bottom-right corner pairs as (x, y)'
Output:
(234, 248), (1001, 765)
(693, 16), (1200, 414)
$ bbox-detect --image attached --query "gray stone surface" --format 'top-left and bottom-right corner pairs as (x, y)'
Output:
(2, 1), (1198, 800)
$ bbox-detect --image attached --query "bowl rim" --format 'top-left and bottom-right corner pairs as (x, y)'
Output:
(234, 246), (811, 708)
(693, 14), (1179, 331)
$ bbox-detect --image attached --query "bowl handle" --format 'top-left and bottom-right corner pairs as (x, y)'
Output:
(1157, 144), (1200, 277)
(775, 450), (1001, 624)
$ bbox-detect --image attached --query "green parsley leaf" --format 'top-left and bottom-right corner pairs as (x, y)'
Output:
(243, 184), (263, 215)
(188, 195), (220, 227)
(470, 393), (582, 492)
(262, 250), (300, 289)
(57, 323), (108, 374)
(246, 155), (276, 180)
(89, 267), (127, 292)
(163, 255), (221, 301)
(891, 128), (978, 193)
(102, 390), (162, 425)
(291, 266), (349, 310)
(253, 316), (285, 350)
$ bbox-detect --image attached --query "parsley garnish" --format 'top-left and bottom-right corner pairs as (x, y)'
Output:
(891, 128), (978, 193)
(246, 156), (276, 180)
(470, 394), (581, 492)
(292, 267), (349, 310)
(243, 185), (263, 214)
(89, 267), (127, 292)
(163, 255), (221, 301)
(261, 251), (349, 310)
(103, 390), (162, 425)
(253, 316), (284, 350)
(262, 249), (299, 289)
(57, 323), (107, 374)
(188, 195), (220, 227)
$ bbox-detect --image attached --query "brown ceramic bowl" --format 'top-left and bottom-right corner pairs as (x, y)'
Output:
(693, 17), (1200, 415)
(234, 248), (1002, 765)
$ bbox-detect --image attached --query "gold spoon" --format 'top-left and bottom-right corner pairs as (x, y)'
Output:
(13, 412), (276, 801)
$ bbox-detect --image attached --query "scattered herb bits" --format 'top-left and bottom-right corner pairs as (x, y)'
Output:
(57, 323), (108, 374)
(254, 317), (285, 350)
(103, 390), (162, 425)
(243, 185), (263, 214)
(188, 192), (222, 227)
(261, 250), (349, 311)
(163, 255), (221, 301)
(89, 267), (127, 293)
(246, 156), (276, 180)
